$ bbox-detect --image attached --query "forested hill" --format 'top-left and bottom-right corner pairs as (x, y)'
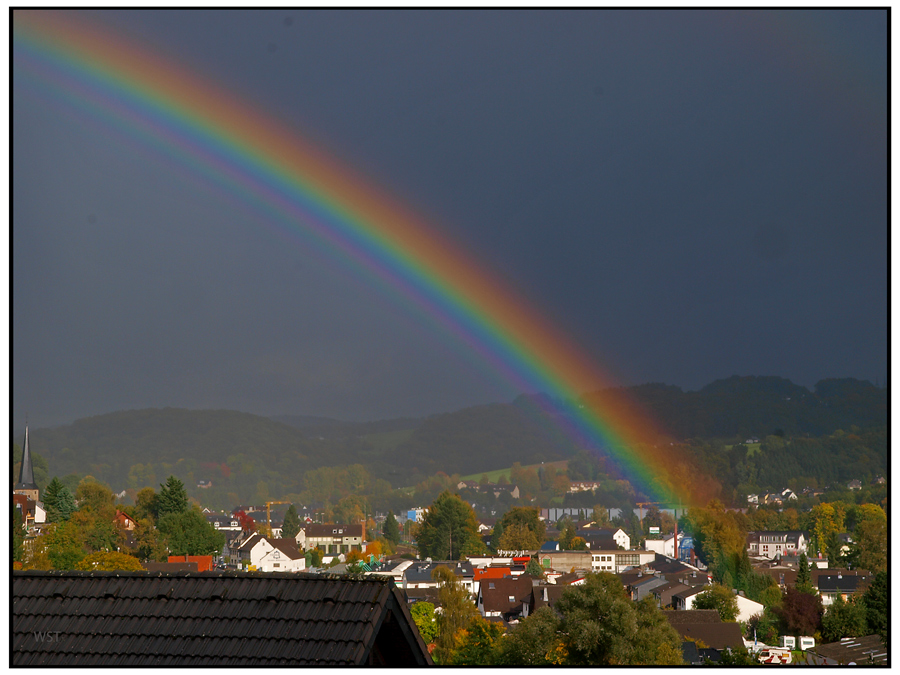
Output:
(16, 376), (886, 507)
(583, 376), (887, 440)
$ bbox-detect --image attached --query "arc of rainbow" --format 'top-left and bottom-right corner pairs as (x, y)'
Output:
(14, 11), (696, 506)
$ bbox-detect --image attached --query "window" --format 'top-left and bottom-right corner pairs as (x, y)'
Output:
(509, 596), (516, 602)
(274, 562), (280, 568)
(489, 583), (495, 589)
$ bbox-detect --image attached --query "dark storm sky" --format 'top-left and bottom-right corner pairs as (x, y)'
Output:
(12, 9), (888, 428)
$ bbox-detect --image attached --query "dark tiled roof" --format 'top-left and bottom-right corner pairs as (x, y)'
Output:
(809, 635), (888, 665)
(480, 575), (534, 614)
(664, 609), (722, 625)
(662, 613), (744, 651)
(405, 561), (474, 584)
(13, 571), (431, 666)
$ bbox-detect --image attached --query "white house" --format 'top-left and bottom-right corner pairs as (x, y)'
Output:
(644, 533), (683, 559)
(747, 531), (809, 560)
(256, 540), (306, 573)
(735, 594), (766, 623)
(231, 534), (305, 572)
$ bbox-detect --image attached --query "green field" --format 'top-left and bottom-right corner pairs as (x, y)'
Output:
(725, 442), (761, 457)
(459, 459), (569, 484)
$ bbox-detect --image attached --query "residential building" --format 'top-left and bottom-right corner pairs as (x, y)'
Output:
(476, 575), (534, 623)
(734, 594), (765, 623)
(746, 531), (809, 559)
(817, 573), (871, 607)
(114, 510), (138, 531)
(13, 571), (431, 666)
(296, 523), (364, 554)
(167, 555), (214, 572)
(589, 549), (656, 574)
(644, 533), (683, 558)
(402, 561), (475, 595)
(800, 636), (887, 666)
(257, 539), (306, 573)
(663, 610), (745, 654)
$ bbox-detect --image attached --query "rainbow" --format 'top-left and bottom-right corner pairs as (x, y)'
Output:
(13, 11), (708, 506)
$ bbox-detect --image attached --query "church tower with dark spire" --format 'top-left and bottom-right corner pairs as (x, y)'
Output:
(14, 426), (40, 503)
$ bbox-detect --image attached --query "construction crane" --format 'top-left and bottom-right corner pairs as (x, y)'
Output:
(265, 501), (293, 534)
(635, 501), (664, 530)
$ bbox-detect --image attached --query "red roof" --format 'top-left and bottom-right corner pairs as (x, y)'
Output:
(473, 567), (512, 582)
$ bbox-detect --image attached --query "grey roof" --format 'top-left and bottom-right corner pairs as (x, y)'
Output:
(808, 635), (888, 666)
(13, 570), (432, 666)
(14, 426), (38, 491)
(404, 560), (474, 584)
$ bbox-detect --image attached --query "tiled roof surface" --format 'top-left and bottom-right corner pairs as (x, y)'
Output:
(809, 635), (888, 665)
(14, 571), (431, 666)
(480, 576), (534, 614)
(663, 609), (722, 625)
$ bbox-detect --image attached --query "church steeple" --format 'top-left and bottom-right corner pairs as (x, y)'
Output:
(14, 426), (39, 501)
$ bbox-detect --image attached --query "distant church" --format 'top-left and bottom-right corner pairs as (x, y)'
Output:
(14, 426), (45, 530)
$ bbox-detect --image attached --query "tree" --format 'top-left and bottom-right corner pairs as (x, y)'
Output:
(498, 522), (541, 551)
(157, 476), (189, 518)
(281, 504), (301, 540)
(592, 504), (611, 527)
(43, 477), (76, 523)
(499, 507), (545, 542)
(775, 587), (823, 636)
(133, 487), (159, 522)
(525, 557), (544, 579)
(410, 601), (438, 644)
(532, 572), (682, 666)
(692, 584), (739, 622)
(157, 509), (225, 556)
(382, 511), (401, 547)
(496, 606), (565, 665)
(416, 492), (483, 560)
(43, 521), (86, 570)
(448, 616), (505, 665)
(134, 517), (168, 562)
(821, 594), (866, 642)
(795, 552), (815, 594)
(13, 506), (25, 564)
(855, 518), (886, 573)
(74, 551), (146, 571)
(432, 565), (480, 664)
(861, 571), (887, 645)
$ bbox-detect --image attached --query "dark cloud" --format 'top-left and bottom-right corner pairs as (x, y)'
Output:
(13, 9), (888, 428)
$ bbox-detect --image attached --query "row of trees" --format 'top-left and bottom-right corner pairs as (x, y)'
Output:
(17, 475), (224, 571)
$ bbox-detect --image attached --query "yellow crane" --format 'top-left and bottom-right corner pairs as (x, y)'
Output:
(265, 501), (293, 535)
(635, 501), (664, 530)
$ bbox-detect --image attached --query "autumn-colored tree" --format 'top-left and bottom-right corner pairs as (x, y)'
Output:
(432, 566), (479, 664)
(75, 551), (146, 571)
